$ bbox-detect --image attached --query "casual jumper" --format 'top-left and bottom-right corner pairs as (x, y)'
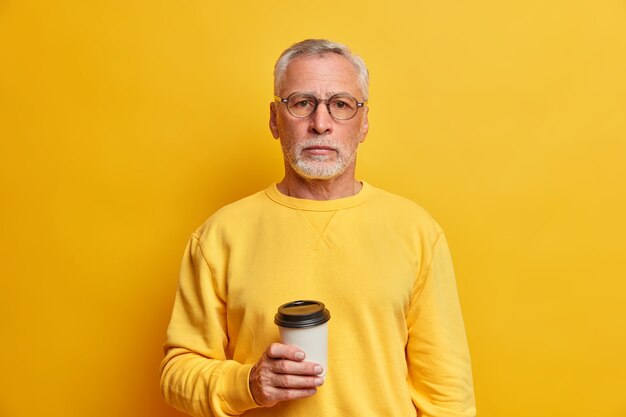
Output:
(161, 182), (476, 417)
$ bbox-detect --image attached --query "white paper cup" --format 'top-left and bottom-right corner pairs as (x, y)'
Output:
(275, 300), (331, 377)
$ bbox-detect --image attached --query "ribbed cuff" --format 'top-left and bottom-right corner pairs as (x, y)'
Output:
(219, 362), (259, 415)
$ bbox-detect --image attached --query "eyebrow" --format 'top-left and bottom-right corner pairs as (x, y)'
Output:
(291, 91), (354, 98)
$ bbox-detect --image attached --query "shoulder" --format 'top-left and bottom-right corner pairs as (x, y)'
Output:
(366, 184), (443, 235)
(193, 188), (270, 240)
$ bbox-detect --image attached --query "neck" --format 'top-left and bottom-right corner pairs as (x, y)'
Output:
(277, 175), (362, 200)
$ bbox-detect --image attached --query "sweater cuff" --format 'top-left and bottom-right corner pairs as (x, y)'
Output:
(219, 362), (258, 414)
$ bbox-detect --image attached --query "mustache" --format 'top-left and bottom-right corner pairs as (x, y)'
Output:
(296, 135), (337, 150)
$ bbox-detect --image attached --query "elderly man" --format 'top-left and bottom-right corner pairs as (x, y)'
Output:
(161, 39), (476, 417)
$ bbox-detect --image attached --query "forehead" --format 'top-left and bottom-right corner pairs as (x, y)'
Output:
(280, 54), (360, 97)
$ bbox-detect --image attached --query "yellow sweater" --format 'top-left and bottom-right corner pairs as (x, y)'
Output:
(161, 182), (476, 417)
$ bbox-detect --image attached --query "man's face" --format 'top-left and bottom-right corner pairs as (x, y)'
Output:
(270, 54), (369, 181)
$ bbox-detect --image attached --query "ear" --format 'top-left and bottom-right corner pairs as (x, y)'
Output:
(269, 102), (280, 139)
(359, 106), (369, 143)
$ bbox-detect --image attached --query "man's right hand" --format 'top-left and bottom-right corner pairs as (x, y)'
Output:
(249, 342), (325, 407)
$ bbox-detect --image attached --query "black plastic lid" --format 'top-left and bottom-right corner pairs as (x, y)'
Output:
(274, 300), (331, 328)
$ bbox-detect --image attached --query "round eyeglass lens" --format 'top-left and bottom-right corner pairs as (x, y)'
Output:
(328, 95), (358, 120)
(287, 94), (317, 117)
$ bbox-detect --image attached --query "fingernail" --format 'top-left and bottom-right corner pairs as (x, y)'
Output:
(314, 365), (323, 374)
(294, 351), (305, 360)
(315, 377), (324, 386)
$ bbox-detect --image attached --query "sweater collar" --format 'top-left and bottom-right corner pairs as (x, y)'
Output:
(265, 181), (372, 211)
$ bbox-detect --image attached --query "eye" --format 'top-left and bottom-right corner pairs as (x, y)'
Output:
(289, 95), (316, 109)
(330, 97), (355, 110)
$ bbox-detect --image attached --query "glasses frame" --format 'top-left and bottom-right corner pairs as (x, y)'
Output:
(274, 92), (367, 121)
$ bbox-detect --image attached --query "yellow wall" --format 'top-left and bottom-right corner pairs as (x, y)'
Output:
(1, 1), (625, 416)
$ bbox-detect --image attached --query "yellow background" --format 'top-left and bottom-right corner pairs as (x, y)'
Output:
(1, 1), (625, 416)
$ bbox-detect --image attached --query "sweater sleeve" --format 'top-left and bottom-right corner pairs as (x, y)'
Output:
(160, 234), (260, 417)
(406, 233), (477, 417)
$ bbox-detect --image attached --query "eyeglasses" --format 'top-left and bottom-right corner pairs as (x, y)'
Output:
(274, 92), (367, 121)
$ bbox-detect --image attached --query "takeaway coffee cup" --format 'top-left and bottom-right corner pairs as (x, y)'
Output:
(274, 300), (331, 377)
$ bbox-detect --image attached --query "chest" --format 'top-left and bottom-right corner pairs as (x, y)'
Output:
(222, 210), (422, 348)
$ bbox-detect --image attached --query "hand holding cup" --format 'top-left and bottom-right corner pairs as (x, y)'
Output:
(249, 300), (331, 407)
(249, 342), (324, 407)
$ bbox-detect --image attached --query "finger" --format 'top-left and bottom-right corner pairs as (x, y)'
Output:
(271, 373), (325, 389)
(266, 342), (305, 361)
(263, 386), (318, 402)
(270, 358), (324, 376)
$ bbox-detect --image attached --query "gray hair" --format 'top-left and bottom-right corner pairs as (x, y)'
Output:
(273, 39), (369, 101)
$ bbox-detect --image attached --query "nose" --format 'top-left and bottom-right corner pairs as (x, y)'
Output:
(308, 103), (333, 135)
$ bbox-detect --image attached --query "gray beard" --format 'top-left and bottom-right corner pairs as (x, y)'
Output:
(284, 137), (356, 180)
